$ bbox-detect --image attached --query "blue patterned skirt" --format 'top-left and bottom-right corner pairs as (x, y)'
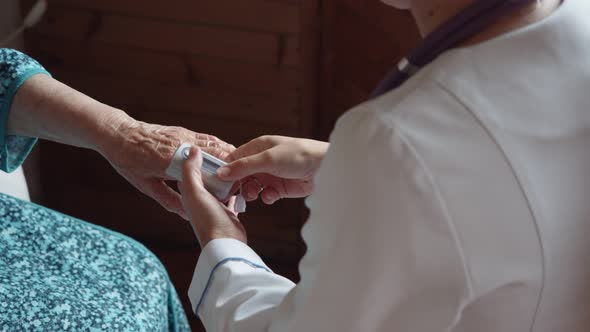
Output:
(0, 194), (190, 331)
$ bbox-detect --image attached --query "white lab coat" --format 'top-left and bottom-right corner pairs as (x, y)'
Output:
(189, 1), (590, 331)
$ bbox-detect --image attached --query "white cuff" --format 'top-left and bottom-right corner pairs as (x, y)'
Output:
(188, 238), (271, 314)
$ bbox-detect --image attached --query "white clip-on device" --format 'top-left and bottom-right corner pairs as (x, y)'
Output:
(166, 143), (246, 213)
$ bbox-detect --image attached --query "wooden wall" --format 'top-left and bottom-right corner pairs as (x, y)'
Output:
(319, 0), (419, 138)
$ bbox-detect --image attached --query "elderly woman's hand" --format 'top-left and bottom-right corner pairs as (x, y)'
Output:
(9, 74), (235, 219)
(98, 119), (235, 219)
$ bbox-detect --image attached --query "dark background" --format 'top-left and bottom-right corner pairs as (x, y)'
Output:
(21, 0), (419, 330)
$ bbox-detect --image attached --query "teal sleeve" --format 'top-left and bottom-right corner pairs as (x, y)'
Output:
(0, 48), (51, 173)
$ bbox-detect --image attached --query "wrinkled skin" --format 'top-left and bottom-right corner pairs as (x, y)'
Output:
(101, 120), (235, 219)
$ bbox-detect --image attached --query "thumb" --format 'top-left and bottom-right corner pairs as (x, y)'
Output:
(182, 146), (204, 186)
(217, 151), (274, 181)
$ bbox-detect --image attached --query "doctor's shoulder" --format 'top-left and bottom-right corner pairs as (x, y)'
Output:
(333, 73), (461, 138)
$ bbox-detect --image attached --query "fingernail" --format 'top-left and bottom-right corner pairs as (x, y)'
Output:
(263, 192), (276, 204)
(247, 186), (258, 200)
(217, 167), (230, 177)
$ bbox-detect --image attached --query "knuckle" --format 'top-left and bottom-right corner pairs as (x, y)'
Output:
(260, 150), (275, 164)
(208, 134), (220, 142)
(257, 135), (274, 145)
(237, 157), (251, 169)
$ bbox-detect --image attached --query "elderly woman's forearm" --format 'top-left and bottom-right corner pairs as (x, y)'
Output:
(7, 74), (133, 153)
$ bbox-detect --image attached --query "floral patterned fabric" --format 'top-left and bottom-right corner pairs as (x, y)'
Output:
(0, 194), (191, 331)
(0, 49), (47, 173)
(0, 49), (191, 331)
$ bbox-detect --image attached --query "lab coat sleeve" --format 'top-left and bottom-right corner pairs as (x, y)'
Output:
(188, 105), (472, 332)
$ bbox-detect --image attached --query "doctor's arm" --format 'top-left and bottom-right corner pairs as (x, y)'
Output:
(2, 49), (232, 216)
(180, 107), (471, 331)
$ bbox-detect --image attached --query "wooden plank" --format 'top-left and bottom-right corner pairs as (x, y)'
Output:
(320, 92), (354, 138)
(318, 1), (420, 140)
(99, 13), (295, 65)
(297, 0), (322, 137)
(331, 74), (373, 106)
(333, 6), (401, 92)
(29, 5), (93, 40)
(47, 0), (301, 34)
(319, 0), (338, 140)
(187, 53), (300, 97)
(283, 35), (300, 67)
(349, 0), (420, 48)
(48, 70), (300, 129)
(30, 36), (301, 97)
(33, 6), (299, 66)
(39, 143), (127, 190)
(31, 36), (187, 83)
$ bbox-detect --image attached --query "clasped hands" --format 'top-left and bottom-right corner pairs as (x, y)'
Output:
(104, 122), (327, 247)
(177, 136), (328, 247)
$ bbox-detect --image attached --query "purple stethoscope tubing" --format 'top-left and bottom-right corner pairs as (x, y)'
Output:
(371, 0), (537, 98)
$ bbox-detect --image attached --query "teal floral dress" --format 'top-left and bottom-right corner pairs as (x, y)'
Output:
(0, 49), (191, 331)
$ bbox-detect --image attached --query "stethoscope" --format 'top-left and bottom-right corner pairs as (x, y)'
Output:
(371, 0), (538, 98)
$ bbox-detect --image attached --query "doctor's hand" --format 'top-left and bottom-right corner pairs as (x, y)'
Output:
(178, 147), (247, 247)
(217, 135), (329, 204)
(99, 119), (235, 219)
